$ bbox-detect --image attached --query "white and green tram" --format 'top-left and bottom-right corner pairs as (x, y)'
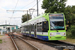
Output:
(21, 13), (66, 41)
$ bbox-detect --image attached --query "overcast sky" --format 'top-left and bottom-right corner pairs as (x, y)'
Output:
(0, 0), (75, 27)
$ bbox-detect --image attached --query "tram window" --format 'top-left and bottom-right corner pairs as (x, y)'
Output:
(31, 25), (34, 31)
(21, 27), (24, 33)
(25, 26), (28, 31)
(42, 21), (49, 32)
(37, 22), (42, 32)
(27, 26), (30, 31)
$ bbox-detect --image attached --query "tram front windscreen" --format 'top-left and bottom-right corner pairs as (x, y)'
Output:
(49, 14), (65, 30)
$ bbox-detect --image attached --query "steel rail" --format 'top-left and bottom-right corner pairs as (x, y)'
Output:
(18, 37), (40, 50)
(13, 34), (75, 50)
(22, 36), (75, 50)
(10, 36), (19, 50)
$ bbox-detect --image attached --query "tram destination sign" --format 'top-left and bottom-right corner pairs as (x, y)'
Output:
(49, 14), (63, 17)
(49, 14), (64, 19)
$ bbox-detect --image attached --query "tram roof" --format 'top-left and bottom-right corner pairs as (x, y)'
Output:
(21, 14), (45, 26)
(21, 13), (64, 27)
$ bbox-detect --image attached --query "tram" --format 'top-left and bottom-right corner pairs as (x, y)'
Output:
(21, 12), (66, 41)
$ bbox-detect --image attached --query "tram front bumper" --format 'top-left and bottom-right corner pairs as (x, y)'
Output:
(49, 36), (66, 40)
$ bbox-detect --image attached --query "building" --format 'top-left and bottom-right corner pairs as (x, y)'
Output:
(0, 25), (18, 33)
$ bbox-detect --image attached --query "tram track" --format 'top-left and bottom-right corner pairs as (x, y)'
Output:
(10, 35), (19, 50)
(10, 35), (39, 50)
(17, 37), (39, 50)
(11, 34), (75, 50)
(21, 36), (75, 50)
(44, 41), (75, 50)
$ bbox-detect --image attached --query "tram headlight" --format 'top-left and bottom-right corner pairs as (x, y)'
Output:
(64, 33), (65, 35)
(63, 33), (66, 36)
(50, 33), (52, 35)
(50, 33), (54, 36)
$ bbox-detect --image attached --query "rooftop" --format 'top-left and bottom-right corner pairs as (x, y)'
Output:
(0, 24), (17, 26)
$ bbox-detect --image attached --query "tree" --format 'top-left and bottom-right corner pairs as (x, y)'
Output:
(42, 0), (67, 13)
(22, 14), (31, 23)
(65, 6), (75, 25)
(65, 6), (75, 38)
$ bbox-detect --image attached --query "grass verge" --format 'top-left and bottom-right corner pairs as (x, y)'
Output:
(63, 38), (75, 43)
(0, 39), (2, 43)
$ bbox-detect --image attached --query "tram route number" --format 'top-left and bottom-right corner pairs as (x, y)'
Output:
(56, 33), (60, 34)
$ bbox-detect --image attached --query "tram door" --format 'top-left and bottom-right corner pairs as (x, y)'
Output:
(29, 25), (31, 36)
(34, 24), (37, 38)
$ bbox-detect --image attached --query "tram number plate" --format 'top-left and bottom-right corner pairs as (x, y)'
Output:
(57, 33), (60, 34)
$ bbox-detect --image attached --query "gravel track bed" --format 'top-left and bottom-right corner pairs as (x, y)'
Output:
(23, 36), (75, 50)
(13, 33), (75, 50)
(22, 36), (58, 50)
(14, 37), (36, 50)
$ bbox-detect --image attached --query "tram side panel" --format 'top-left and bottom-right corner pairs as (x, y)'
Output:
(36, 21), (49, 41)
(42, 21), (49, 41)
(36, 22), (43, 40)
(31, 25), (35, 37)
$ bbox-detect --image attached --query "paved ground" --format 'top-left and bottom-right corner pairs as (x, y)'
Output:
(0, 34), (15, 50)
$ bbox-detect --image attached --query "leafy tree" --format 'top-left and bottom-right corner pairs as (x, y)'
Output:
(65, 6), (75, 25)
(22, 14), (31, 23)
(42, 0), (67, 13)
(42, 0), (75, 38)
(65, 6), (75, 38)
(71, 25), (75, 38)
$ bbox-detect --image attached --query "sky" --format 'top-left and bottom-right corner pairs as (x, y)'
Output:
(0, 0), (75, 27)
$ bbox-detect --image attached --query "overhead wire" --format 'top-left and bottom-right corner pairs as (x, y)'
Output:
(21, 0), (35, 9)
(19, 0), (41, 19)
(9, 0), (41, 25)
(10, 0), (19, 25)
(14, 0), (19, 10)
(11, 0), (19, 17)
(32, 0), (41, 8)
(29, 0), (41, 16)
(11, 0), (41, 18)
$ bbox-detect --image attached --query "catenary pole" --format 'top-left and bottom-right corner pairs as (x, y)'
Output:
(37, 0), (39, 16)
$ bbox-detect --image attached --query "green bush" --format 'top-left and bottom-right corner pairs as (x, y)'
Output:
(0, 39), (2, 43)
(70, 25), (75, 38)
(66, 31), (71, 38)
(66, 25), (75, 39)
(66, 26), (71, 38)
